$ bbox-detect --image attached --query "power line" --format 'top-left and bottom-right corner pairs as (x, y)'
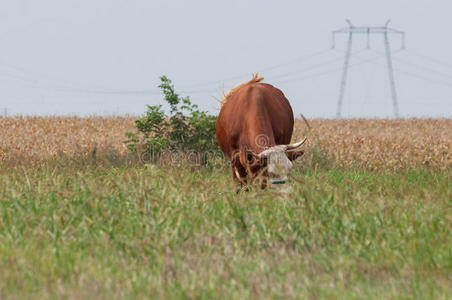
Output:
(0, 49), (337, 96)
(332, 20), (404, 117)
(180, 52), (346, 93)
(403, 49), (452, 70)
(177, 48), (334, 90)
(264, 53), (345, 81)
(257, 49), (333, 73)
(0, 72), (163, 95)
(273, 54), (385, 85)
(351, 50), (452, 90)
(371, 49), (452, 81)
(0, 58), (163, 95)
(367, 59), (452, 89)
(390, 66), (452, 89)
(1, 26), (452, 112)
(178, 50), (375, 93)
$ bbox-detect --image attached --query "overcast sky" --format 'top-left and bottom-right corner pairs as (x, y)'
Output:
(1, 0), (451, 117)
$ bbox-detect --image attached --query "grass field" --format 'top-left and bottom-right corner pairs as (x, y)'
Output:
(0, 117), (451, 299)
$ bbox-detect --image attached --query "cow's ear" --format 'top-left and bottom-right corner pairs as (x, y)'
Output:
(286, 150), (304, 161)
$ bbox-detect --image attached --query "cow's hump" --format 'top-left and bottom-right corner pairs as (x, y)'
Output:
(221, 74), (264, 106)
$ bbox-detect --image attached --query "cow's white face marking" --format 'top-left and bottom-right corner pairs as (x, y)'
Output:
(259, 145), (293, 187)
(244, 137), (305, 193)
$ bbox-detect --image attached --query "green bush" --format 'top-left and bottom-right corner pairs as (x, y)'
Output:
(124, 76), (218, 156)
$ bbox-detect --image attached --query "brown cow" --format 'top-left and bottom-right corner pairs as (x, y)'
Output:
(216, 74), (306, 192)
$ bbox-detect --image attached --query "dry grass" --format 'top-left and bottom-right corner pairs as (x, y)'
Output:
(0, 116), (135, 164)
(295, 118), (452, 170)
(1, 116), (451, 170)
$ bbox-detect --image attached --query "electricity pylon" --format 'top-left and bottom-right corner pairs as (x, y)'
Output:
(332, 20), (405, 117)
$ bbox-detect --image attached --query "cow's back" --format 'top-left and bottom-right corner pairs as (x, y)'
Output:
(216, 82), (294, 159)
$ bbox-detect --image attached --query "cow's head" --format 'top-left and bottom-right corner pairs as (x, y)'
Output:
(244, 137), (307, 191)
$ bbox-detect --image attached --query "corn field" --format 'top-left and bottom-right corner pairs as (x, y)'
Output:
(1, 116), (450, 170)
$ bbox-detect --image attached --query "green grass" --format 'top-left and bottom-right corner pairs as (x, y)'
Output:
(0, 161), (451, 299)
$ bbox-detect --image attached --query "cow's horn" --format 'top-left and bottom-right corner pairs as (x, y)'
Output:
(286, 137), (307, 151)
